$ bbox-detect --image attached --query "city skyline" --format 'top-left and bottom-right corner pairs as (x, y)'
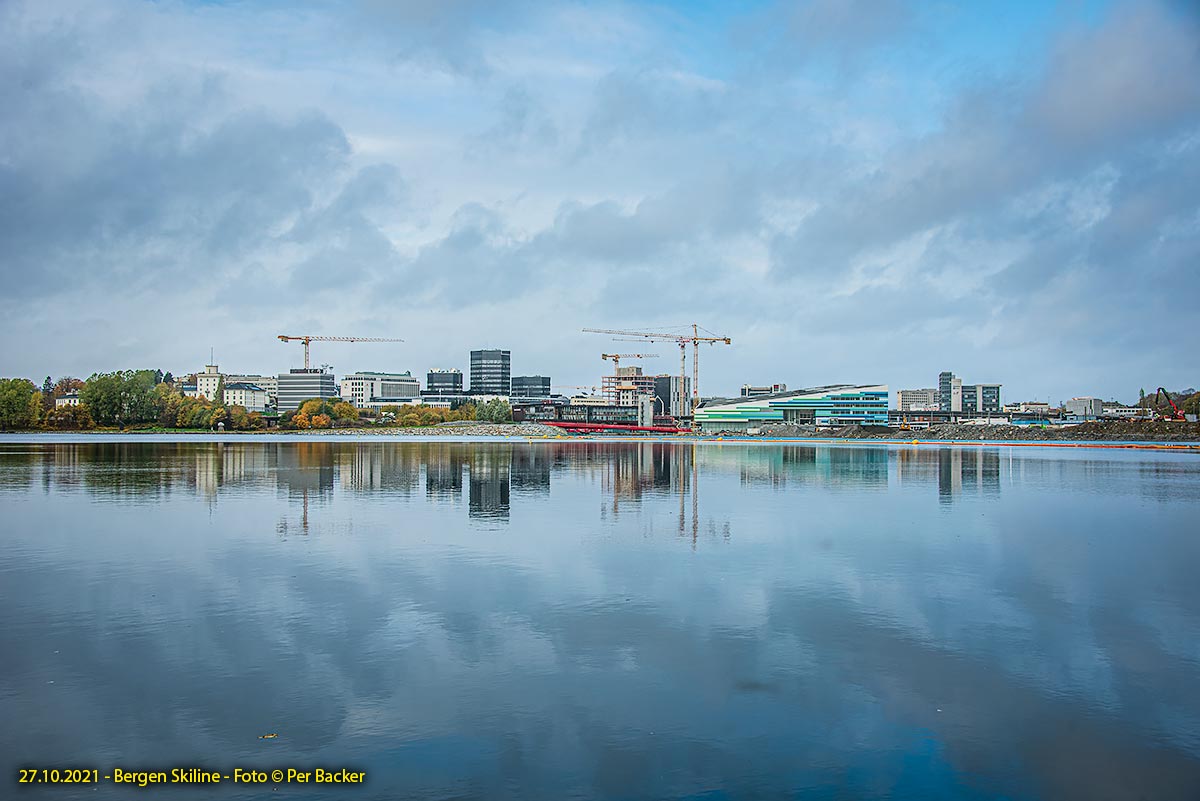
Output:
(2, 0), (1198, 402)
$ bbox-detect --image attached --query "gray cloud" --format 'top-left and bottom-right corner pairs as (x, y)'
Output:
(0, 0), (1196, 399)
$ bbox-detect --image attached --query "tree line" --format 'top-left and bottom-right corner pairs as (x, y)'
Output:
(0, 371), (267, 431)
(0, 371), (515, 431)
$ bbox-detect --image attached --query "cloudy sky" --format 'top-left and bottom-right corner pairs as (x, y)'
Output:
(2, 0), (1197, 402)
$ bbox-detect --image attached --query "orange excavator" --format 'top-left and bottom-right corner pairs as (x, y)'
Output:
(1154, 387), (1186, 421)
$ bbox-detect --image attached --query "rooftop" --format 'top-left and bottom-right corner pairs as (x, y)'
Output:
(700, 384), (887, 409)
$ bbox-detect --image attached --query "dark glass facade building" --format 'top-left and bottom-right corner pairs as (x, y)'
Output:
(470, 350), (511, 395)
(426, 369), (463, 394)
(511, 375), (550, 398)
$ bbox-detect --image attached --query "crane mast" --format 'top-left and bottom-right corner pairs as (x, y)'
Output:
(582, 325), (731, 411)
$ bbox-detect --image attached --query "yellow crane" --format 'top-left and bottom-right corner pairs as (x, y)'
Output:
(277, 335), (404, 370)
(582, 325), (731, 410)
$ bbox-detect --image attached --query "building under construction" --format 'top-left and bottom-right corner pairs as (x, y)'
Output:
(599, 366), (691, 418)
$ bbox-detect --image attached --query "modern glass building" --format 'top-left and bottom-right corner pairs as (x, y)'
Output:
(693, 385), (889, 431)
(511, 375), (550, 398)
(470, 350), (511, 395)
(426, 368), (463, 394)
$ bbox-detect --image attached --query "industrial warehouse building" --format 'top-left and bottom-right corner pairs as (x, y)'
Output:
(693, 385), (890, 431)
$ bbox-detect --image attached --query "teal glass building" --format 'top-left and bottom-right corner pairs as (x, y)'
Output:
(693, 385), (889, 431)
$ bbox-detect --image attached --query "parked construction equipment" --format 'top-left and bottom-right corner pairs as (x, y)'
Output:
(1154, 387), (1186, 421)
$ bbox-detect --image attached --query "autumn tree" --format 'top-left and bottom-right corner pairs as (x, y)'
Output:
(332, 401), (359, 421)
(53, 377), (84, 398)
(299, 398), (336, 418)
(44, 404), (94, 430)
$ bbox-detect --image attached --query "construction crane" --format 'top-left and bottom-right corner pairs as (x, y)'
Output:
(277, 335), (404, 370)
(601, 353), (658, 372)
(582, 324), (731, 410)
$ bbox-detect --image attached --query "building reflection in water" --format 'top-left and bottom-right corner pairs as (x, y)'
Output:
(893, 446), (1002, 503)
(726, 444), (890, 489)
(425, 444), (466, 500)
(468, 447), (511, 521)
(7, 441), (1028, 531)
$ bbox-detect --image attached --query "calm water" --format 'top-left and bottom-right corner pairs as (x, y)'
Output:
(2, 437), (1199, 800)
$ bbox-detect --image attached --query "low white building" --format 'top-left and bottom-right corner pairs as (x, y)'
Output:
(362, 398), (450, 413)
(1102, 403), (1151, 419)
(227, 374), (278, 405)
(570, 395), (610, 406)
(340, 372), (420, 408)
(1065, 397), (1104, 418)
(55, 392), (81, 408)
(222, 382), (268, 413)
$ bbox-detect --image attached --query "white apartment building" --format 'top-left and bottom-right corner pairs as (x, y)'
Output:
(226, 375), (278, 405)
(55, 392), (81, 408)
(196, 364), (222, 400)
(223, 382), (268, 413)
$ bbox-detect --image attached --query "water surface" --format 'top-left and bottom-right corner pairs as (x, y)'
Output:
(2, 438), (1199, 800)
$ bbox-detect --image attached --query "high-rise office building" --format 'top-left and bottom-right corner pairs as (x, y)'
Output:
(470, 350), (511, 395)
(654, 375), (692, 417)
(938, 371), (956, 412)
(939, 371), (1001, 414)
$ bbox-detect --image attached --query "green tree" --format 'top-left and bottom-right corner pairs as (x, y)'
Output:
(81, 370), (162, 427)
(478, 399), (512, 423)
(214, 376), (225, 406)
(41, 376), (54, 411)
(1183, 393), (1200, 417)
(0, 378), (39, 430)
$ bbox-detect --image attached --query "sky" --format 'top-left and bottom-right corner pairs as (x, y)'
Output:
(2, 0), (1198, 404)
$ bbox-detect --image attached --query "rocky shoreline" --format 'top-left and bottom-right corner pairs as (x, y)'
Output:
(755, 420), (1200, 443)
